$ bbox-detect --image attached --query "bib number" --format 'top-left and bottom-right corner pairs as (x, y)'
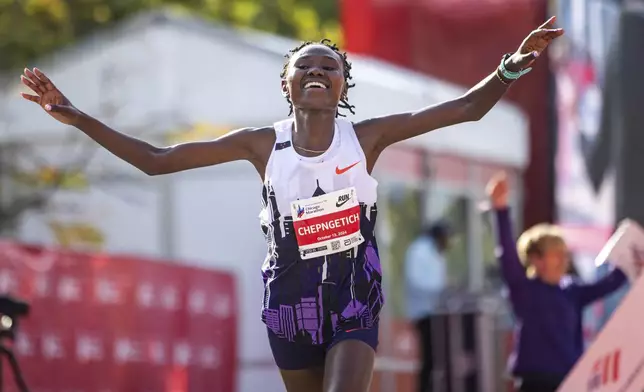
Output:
(290, 187), (364, 259)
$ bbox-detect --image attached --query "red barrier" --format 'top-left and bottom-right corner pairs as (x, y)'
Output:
(0, 241), (237, 392)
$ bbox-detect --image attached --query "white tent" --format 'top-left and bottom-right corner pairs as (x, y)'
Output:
(0, 9), (528, 168)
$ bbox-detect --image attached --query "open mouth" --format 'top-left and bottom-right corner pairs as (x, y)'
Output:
(303, 80), (328, 90)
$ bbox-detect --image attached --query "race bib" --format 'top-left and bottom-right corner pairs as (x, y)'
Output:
(290, 187), (364, 259)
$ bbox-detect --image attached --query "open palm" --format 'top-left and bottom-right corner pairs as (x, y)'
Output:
(21, 68), (81, 125)
(521, 17), (562, 52)
(486, 172), (509, 208)
(513, 17), (564, 69)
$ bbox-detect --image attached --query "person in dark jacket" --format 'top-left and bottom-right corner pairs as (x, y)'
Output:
(486, 172), (628, 392)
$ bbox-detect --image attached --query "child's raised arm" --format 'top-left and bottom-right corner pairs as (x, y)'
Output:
(487, 173), (529, 312)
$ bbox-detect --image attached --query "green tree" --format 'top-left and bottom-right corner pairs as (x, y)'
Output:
(0, 0), (342, 72)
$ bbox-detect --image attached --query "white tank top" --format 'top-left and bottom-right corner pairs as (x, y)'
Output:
(259, 118), (378, 261)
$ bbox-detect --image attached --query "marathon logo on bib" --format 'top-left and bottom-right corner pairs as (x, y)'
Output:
(290, 187), (364, 259)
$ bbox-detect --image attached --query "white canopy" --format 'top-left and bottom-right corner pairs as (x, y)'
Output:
(0, 10), (528, 167)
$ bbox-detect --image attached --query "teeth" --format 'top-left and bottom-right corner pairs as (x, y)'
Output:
(304, 81), (327, 89)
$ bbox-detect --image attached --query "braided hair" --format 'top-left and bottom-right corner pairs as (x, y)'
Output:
(280, 39), (356, 117)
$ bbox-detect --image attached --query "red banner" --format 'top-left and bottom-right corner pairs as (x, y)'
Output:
(0, 241), (237, 392)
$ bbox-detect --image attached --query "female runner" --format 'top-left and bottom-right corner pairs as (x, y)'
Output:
(19, 18), (562, 392)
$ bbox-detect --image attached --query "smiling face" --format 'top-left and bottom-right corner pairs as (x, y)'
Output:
(281, 44), (346, 114)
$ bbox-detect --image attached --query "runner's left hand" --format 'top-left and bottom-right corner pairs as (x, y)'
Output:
(505, 16), (564, 72)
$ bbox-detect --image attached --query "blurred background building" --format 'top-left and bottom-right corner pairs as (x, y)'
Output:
(0, 0), (640, 391)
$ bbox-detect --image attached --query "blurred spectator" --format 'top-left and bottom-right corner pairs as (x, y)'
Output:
(404, 221), (451, 392)
(487, 172), (627, 392)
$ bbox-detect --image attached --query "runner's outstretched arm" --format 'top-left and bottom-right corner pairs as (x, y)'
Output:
(356, 17), (563, 152)
(19, 68), (270, 176)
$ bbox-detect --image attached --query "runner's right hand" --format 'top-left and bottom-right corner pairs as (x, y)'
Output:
(21, 68), (82, 126)
(486, 172), (509, 209)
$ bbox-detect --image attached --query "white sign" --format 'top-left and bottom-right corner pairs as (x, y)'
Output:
(559, 220), (644, 391)
(558, 275), (644, 391)
(595, 219), (644, 282)
(290, 187), (364, 259)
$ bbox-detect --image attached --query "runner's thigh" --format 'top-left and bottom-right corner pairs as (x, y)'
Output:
(279, 367), (325, 392)
(323, 339), (375, 392)
(268, 329), (326, 392)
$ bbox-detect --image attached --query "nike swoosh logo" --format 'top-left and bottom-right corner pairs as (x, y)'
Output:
(335, 161), (360, 175)
(336, 198), (350, 208)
